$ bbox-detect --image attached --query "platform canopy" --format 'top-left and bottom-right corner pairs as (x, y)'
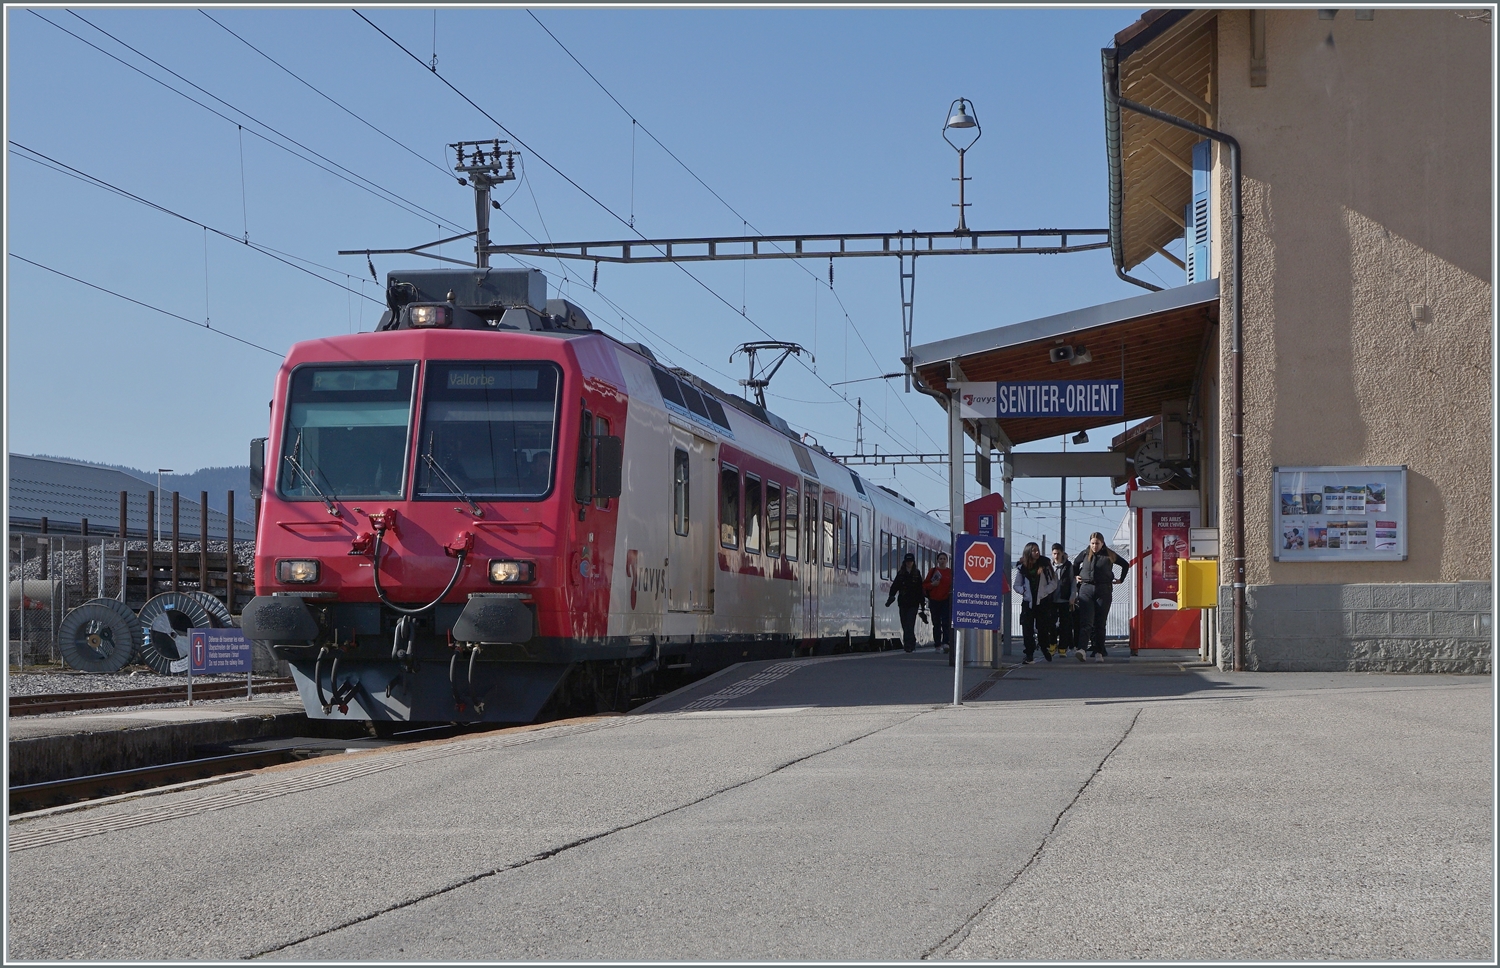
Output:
(909, 278), (1218, 447)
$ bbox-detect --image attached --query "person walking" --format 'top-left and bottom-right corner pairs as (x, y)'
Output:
(1048, 543), (1078, 659)
(885, 552), (925, 653)
(1012, 542), (1057, 664)
(1072, 531), (1129, 662)
(923, 551), (953, 655)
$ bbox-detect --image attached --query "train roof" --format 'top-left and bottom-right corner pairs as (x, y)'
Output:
(370, 265), (922, 516)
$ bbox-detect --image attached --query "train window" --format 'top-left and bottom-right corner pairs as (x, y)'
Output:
(884, 532), (894, 579)
(704, 394), (731, 431)
(677, 382), (714, 423)
(719, 464), (740, 549)
(850, 513), (860, 572)
(673, 448), (689, 536)
(806, 491), (818, 567)
(744, 474), (763, 555)
(828, 498), (840, 567)
(836, 508), (847, 570)
(572, 409), (593, 503)
(784, 488), (799, 561)
(415, 362), (563, 501)
(766, 481), (782, 559)
(652, 367), (687, 409)
(281, 363), (416, 500)
(593, 416), (612, 510)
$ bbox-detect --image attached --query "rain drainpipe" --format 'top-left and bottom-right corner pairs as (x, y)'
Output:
(1104, 60), (1245, 673)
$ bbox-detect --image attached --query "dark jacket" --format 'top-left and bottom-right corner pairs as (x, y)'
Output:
(1073, 545), (1130, 594)
(886, 568), (925, 608)
(1049, 558), (1075, 603)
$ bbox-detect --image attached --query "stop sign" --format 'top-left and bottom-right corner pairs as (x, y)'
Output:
(963, 540), (997, 584)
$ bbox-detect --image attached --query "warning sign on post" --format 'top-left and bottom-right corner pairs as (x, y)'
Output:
(189, 628), (252, 675)
(952, 534), (1005, 630)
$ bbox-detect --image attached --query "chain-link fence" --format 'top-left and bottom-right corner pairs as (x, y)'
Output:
(7, 532), (254, 670)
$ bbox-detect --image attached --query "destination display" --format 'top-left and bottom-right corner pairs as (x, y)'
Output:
(1273, 466), (1408, 562)
(957, 380), (1124, 420)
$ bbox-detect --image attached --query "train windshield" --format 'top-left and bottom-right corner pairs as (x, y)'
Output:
(280, 364), (415, 500)
(415, 362), (561, 500)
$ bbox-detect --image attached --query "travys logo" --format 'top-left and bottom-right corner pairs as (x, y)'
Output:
(962, 391), (996, 409)
(624, 550), (666, 609)
(962, 541), (997, 584)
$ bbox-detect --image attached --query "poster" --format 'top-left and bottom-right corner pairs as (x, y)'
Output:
(1273, 466), (1407, 562)
(1151, 511), (1191, 603)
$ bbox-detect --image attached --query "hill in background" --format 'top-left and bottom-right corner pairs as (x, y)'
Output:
(27, 455), (252, 516)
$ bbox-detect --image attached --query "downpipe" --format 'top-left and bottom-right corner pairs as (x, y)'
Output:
(1110, 85), (1245, 673)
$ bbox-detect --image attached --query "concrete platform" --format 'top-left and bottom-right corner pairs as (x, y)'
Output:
(7, 647), (1490, 961)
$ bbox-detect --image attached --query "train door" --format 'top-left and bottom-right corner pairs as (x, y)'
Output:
(667, 429), (715, 612)
(858, 503), (875, 636)
(802, 482), (819, 644)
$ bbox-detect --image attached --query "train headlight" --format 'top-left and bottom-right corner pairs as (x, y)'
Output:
(406, 304), (451, 328)
(277, 559), (321, 584)
(489, 559), (535, 584)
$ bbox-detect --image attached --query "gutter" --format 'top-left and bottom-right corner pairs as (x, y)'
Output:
(1101, 47), (1162, 293)
(1103, 51), (1247, 674)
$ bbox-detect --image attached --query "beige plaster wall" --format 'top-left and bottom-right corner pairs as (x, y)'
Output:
(1214, 8), (1492, 585)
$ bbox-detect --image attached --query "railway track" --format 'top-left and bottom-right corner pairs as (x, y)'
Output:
(7, 678), (298, 716)
(8, 748), (305, 814)
(8, 722), (493, 814)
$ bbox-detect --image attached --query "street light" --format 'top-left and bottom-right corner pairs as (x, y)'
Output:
(156, 469), (173, 542)
(943, 98), (981, 233)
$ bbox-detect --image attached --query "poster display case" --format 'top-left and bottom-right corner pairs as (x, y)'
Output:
(1273, 465), (1407, 562)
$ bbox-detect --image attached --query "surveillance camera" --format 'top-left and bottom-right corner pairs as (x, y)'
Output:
(1049, 346), (1075, 363)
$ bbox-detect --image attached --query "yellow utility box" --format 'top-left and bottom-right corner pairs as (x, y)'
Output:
(1177, 558), (1218, 610)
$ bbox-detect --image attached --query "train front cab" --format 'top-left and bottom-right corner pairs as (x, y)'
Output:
(240, 328), (628, 725)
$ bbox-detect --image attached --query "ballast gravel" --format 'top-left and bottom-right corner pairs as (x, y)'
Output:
(7, 669), (283, 697)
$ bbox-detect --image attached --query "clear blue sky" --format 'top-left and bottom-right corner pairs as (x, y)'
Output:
(6, 5), (1177, 545)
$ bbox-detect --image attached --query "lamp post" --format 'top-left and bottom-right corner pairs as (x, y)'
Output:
(156, 469), (173, 542)
(943, 98), (981, 233)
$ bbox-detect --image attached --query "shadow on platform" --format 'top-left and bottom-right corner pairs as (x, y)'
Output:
(640, 647), (1261, 715)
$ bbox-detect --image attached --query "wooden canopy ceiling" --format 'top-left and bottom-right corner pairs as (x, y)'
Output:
(1116, 10), (1218, 271)
(912, 287), (1218, 447)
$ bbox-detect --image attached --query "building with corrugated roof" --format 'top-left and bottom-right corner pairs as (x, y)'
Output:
(7, 455), (254, 541)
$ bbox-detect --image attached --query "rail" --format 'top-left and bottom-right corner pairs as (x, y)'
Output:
(8, 748), (302, 813)
(8, 678), (297, 716)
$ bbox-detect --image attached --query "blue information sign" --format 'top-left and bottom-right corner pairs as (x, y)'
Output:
(958, 380), (1124, 419)
(952, 534), (1005, 630)
(189, 628), (252, 675)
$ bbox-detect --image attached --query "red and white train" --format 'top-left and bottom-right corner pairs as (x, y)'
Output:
(241, 267), (950, 724)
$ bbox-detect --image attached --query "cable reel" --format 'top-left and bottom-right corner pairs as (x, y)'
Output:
(57, 599), (143, 673)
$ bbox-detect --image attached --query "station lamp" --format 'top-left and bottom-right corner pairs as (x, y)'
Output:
(943, 98), (981, 233)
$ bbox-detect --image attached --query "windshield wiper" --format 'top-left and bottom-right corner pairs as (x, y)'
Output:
(283, 431), (340, 517)
(422, 448), (484, 518)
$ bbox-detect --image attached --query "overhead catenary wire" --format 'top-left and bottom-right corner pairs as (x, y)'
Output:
(357, 9), (939, 465)
(10, 143), (382, 305)
(525, 10), (945, 453)
(66, 9), (468, 234)
(190, 8), (741, 389)
(10, 253), (281, 357)
(33, 11), (471, 238)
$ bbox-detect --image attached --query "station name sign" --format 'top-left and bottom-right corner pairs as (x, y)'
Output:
(958, 380), (1124, 420)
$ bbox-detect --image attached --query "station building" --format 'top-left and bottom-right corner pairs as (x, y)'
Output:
(911, 8), (1492, 673)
